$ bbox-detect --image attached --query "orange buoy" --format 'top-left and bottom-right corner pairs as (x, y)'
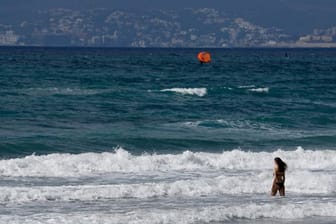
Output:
(197, 52), (211, 64)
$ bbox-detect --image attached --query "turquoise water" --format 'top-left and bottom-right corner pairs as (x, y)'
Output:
(1, 48), (335, 157)
(0, 47), (336, 223)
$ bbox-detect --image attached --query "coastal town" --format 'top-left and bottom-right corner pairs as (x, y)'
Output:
(0, 8), (335, 47)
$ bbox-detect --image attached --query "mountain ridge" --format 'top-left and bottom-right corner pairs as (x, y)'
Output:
(0, 7), (335, 47)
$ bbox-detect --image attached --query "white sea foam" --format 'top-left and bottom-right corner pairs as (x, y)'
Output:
(182, 121), (202, 127)
(1, 148), (336, 223)
(0, 147), (336, 177)
(0, 170), (334, 203)
(1, 202), (336, 224)
(238, 85), (256, 89)
(22, 87), (107, 96)
(182, 119), (275, 130)
(248, 87), (270, 93)
(160, 88), (207, 97)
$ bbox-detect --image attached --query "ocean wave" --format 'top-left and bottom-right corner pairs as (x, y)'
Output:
(238, 85), (256, 89)
(22, 87), (107, 96)
(1, 202), (336, 223)
(160, 88), (207, 97)
(181, 119), (275, 130)
(181, 121), (202, 127)
(248, 87), (270, 93)
(0, 170), (334, 203)
(0, 147), (335, 177)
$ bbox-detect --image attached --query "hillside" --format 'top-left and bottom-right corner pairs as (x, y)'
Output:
(0, 7), (335, 47)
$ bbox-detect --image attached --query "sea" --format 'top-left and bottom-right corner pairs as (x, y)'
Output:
(0, 47), (335, 223)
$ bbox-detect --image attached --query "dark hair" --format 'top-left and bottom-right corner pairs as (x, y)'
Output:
(274, 157), (287, 172)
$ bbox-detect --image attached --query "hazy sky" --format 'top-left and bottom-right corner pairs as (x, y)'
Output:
(1, 0), (335, 34)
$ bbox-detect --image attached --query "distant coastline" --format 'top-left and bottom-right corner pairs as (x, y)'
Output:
(0, 8), (335, 48)
(1, 45), (336, 49)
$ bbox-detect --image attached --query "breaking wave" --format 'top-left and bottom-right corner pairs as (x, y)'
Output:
(21, 87), (108, 96)
(248, 87), (270, 93)
(160, 88), (207, 97)
(1, 202), (336, 223)
(0, 149), (335, 222)
(0, 170), (334, 203)
(0, 147), (335, 177)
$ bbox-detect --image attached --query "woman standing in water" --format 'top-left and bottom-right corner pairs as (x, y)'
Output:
(271, 157), (287, 196)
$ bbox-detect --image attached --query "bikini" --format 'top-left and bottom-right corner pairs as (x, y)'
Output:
(276, 182), (284, 188)
(274, 171), (285, 188)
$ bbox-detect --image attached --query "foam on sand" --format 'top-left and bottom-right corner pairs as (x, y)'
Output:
(160, 88), (207, 97)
